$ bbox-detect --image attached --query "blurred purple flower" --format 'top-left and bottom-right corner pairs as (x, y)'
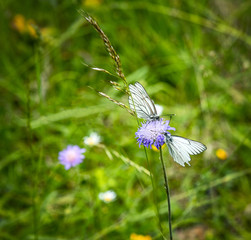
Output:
(136, 119), (175, 150)
(58, 145), (86, 170)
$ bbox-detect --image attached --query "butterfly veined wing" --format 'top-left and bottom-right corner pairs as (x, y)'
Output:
(128, 82), (158, 120)
(129, 82), (157, 118)
(165, 135), (207, 167)
(128, 95), (151, 119)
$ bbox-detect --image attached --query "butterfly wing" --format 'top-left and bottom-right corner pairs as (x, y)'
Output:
(166, 135), (207, 167)
(129, 82), (158, 120)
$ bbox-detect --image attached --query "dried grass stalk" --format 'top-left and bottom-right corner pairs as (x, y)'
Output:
(79, 10), (126, 85)
(99, 92), (135, 116)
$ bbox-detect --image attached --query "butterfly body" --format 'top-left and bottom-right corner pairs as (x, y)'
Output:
(165, 133), (172, 142)
(150, 115), (160, 121)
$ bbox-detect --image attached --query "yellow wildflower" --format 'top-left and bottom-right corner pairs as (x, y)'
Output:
(152, 143), (166, 152)
(130, 233), (152, 240)
(12, 14), (26, 33)
(216, 148), (228, 160)
(82, 0), (102, 7)
(40, 27), (56, 43)
(12, 14), (38, 38)
(26, 19), (37, 38)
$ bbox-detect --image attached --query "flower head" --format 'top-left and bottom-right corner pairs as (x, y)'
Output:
(136, 119), (175, 150)
(152, 143), (166, 152)
(58, 145), (86, 170)
(83, 132), (101, 146)
(130, 233), (152, 240)
(40, 27), (56, 44)
(12, 14), (37, 38)
(98, 190), (116, 203)
(82, 0), (103, 7)
(216, 148), (228, 160)
(12, 14), (26, 33)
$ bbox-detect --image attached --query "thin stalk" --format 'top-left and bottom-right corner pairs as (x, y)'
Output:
(159, 147), (173, 240)
(26, 80), (38, 240)
(35, 45), (42, 109)
(144, 147), (165, 239)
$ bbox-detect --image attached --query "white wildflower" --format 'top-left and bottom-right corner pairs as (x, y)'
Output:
(98, 190), (117, 203)
(83, 132), (101, 146)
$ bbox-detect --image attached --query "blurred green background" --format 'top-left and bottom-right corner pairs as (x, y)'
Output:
(1, 0), (251, 239)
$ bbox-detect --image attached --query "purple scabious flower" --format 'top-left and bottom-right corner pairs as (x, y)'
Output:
(58, 145), (86, 170)
(136, 119), (175, 150)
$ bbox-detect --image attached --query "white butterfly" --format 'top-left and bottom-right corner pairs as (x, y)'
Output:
(129, 82), (173, 121)
(165, 134), (207, 167)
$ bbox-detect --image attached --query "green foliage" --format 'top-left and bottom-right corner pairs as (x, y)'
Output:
(0, 0), (251, 239)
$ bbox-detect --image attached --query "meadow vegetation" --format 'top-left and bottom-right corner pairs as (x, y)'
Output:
(0, 0), (251, 239)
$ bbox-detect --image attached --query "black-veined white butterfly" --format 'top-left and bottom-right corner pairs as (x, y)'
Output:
(165, 134), (207, 167)
(129, 82), (174, 121)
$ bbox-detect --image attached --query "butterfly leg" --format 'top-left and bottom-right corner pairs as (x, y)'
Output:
(165, 114), (175, 123)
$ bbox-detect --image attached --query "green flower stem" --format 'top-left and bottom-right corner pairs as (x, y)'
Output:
(144, 147), (165, 238)
(159, 147), (173, 240)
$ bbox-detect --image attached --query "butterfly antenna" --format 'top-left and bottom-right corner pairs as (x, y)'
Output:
(169, 115), (172, 123)
(169, 114), (176, 123)
(161, 113), (176, 122)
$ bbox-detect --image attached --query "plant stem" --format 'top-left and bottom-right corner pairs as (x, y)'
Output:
(26, 79), (38, 240)
(159, 147), (173, 240)
(144, 147), (165, 238)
